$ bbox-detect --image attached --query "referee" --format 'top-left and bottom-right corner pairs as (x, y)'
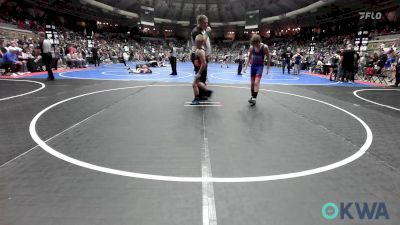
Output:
(238, 50), (244, 75)
(169, 42), (182, 75)
(38, 32), (54, 81)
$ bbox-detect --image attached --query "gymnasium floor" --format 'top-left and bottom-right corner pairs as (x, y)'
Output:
(1, 62), (399, 225)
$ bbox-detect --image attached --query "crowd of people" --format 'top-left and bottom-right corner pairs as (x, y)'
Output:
(1, 30), (399, 86)
(0, 2), (399, 86)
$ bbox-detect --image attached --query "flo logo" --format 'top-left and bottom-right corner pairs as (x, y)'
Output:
(322, 202), (389, 220)
(359, 12), (382, 20)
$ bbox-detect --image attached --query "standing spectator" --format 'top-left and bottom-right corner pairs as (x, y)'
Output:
(281, 47), (293, 74)
(91, 44), (100, 67)
(292, 48), (303, 75)
(341, 44), (357, 83)
(376, 48), (388, 74)
(329, 51), (340, 81)
(122, 51), (129, 65)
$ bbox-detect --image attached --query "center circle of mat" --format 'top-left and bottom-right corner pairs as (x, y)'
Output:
(29, 84), (372, 182)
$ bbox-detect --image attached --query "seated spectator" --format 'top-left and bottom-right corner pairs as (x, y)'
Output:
(1, 47), (22, 76)
(31, 48), (44, 72)
(69, 45), (76, 55)
(111, 50), (118, 63)
(75, 48), (86, 68)
(0, 47), (6, 75)
(19, 47), (33, 73)
(53, 47), (63, 70)
(0, 39), (7, 59)
(102, 53), (112, 64)
(376, 49), (388, 74)
(385, 50), (397, 82)
(66, 52), (77, 68)
(314, 59), (324, 73)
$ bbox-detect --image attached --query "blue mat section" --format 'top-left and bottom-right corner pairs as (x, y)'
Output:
(31, 62), (371, 87)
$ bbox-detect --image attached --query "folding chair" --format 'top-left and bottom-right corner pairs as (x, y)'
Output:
(374, 68), (390, 85)
(364, 67), (375, 82)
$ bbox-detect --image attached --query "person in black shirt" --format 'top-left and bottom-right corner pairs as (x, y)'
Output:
(392, 57), (400, 87)
(341, 45), (357, 83)
(281, 47), (293, 74)
(190, 26), (202, 67)
(376, 49), (388, 75)
(191, 15), (211, 63)
(91, 45), (100, 67)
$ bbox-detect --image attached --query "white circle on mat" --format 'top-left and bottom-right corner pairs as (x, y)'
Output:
(59, 71), (192, 81)
(0, 79), (45, 101)
(30, 84), (372, 182)
(353, 89), (400, 111)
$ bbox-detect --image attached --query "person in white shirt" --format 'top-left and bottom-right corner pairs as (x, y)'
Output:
(20, 47), (32, 73)
(74, 51), (83, 68)
(38, 32), (54, 80)
(123, 52), (129, 63)
(243, 54), (249, 73)
(66, 52), (77, 68)
(168, 42), (183, 75)
(76, 48), (87, 67)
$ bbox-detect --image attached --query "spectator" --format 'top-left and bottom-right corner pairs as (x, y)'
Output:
(341, 44), (357, 83)
(1, 47), (22, 76)
(392, 56), (400, 87)
(65, 51), (77, 68)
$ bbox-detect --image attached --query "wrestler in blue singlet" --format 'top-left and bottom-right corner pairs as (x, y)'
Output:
(250, 44), (266, 77)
